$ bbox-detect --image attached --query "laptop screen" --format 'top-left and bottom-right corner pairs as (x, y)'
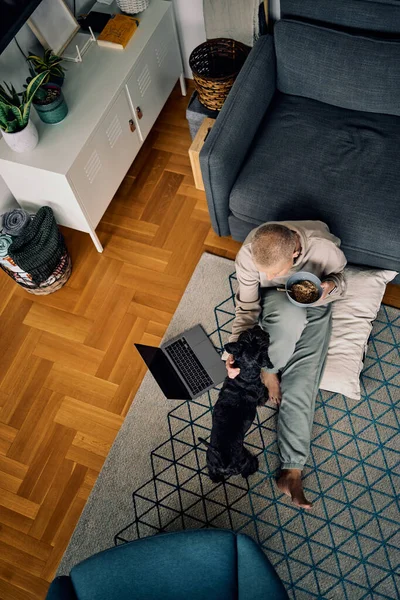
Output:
(135, 344), (190, 400)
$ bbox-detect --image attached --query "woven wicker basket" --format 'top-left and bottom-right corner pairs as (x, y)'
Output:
(25, 252), (72, 295)
(0, 250), (72, 295)
(116, 0), (149, 13)
(189, 38), (250, 110)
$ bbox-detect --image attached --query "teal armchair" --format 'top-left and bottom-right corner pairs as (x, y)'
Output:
(47, 529), (289, 600)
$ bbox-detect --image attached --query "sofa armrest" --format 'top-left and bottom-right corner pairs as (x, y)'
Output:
(46, 576), (78, 600)
(200, 35), (276, 237)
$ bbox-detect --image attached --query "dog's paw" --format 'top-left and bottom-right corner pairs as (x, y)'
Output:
(210, 473), (225, 483)
(258, 388), (269, 406)
(242, 455), (259, 479)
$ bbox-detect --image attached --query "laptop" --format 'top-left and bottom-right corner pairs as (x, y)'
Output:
(135, 325), (226, 400)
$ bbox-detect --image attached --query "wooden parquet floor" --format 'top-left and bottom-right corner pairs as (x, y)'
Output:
(0, 81), (399, 599)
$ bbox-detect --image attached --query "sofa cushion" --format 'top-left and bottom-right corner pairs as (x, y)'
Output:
(229, 93), (400, 273)
(280, 0), (400, 34)
(275, 20), (400, 116)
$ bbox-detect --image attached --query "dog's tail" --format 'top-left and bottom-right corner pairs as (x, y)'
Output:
(199, 437), (228, 468)
(198, 437), (222, 462)
(198, 437), (211, 448)
(198, 437), (227, 483)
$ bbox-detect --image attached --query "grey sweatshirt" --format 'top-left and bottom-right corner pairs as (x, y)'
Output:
(228, 220), (347, 343)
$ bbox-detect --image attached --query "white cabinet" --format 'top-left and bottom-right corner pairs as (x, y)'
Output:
(126, 48), (161, 143)
(0, 1), (185, 252)
(68, 89), (141, 229)
(126, 8), (182, 141)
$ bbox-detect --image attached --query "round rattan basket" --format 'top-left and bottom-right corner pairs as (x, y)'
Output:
(116, 0), (149, 13)
(25, 252), (72, 295)
(0, 250), (72, 295)
(189, 38), (250, 110)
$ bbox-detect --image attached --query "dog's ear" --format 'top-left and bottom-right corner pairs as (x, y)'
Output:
(224, 341), (240, 356)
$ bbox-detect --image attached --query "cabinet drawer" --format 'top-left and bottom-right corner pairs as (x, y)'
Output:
(68, 89), (141, 228)
(126, 10), (182, 141)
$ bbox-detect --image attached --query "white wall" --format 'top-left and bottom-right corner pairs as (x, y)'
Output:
(0, 177), (18, 211)
(171, 0), (281, 78)
(171, 0), (206, 78)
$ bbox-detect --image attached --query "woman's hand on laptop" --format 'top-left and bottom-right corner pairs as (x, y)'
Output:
(226, 354), (240, 379)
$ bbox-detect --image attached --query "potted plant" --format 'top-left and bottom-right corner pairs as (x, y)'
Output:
(27, 49), (66, 87)
(0, 72), (48, 153)
(32, 81), (68, 125)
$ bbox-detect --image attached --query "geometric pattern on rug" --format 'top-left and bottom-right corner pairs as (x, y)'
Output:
(115, 272), (400, 600)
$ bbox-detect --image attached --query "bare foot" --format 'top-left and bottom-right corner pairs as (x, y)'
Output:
(276, 469), (313, 509)
(261, 372), (282, 405)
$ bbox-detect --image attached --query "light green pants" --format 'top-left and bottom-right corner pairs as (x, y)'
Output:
(260, 290), (332, 470)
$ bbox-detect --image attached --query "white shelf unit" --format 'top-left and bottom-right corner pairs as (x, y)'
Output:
(0, 0), (185, 251)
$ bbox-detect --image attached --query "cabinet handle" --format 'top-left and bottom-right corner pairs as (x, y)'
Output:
(129, 119), (136, 132)
(136, 106), (143, 120)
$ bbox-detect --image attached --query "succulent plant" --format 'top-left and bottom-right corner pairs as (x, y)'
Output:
(27, 49), (65, 84)
(0, 72), (48, 133)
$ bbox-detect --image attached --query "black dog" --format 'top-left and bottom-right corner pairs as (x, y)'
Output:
(199, 325), (273, 483)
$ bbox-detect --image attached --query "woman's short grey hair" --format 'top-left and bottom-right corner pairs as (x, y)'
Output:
(251, 224), (297, 268)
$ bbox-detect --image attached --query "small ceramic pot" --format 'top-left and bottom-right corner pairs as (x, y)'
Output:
(2, 119), (39, 153)
(33, 84), (68, 125)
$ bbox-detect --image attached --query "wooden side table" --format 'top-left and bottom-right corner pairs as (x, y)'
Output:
(188, 117), (216, 191)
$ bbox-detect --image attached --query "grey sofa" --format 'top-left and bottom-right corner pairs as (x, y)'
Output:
(200, 20), (400, 283)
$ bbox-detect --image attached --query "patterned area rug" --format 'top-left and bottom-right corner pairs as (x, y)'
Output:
(59, 254), (399, 600)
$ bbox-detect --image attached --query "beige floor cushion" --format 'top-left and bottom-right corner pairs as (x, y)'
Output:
(320, 266), (398, 400)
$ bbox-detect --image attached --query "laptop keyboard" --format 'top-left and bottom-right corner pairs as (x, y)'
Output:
(164, 338), (213, 395)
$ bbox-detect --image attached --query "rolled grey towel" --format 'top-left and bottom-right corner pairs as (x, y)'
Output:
(2, 208), (31, 236)
(0, 234), (12, 258)
(9, 206), (67, 285)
